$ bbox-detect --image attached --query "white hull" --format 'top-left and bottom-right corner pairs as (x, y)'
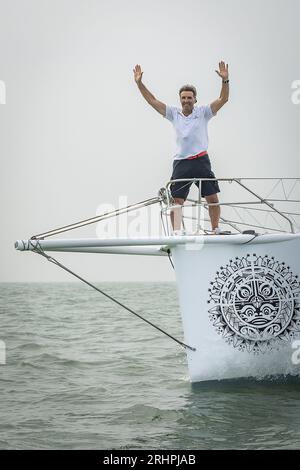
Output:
(172, 235), (300, 382)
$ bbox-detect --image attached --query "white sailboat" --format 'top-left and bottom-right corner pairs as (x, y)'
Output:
(15, 177), (300, 382)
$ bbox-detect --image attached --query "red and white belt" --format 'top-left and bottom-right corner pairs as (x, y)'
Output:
(186, 150), (208, 160)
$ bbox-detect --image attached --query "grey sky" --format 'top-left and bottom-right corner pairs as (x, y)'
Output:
(1, 0), (300, 281)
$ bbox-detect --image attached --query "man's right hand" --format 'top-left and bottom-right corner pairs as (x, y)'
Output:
(133, 64), (143, 84)
(133, 65), (166, 116)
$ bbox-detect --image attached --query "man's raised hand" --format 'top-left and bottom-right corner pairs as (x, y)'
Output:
(133, 64), (143, 84)
(215, 61), (229, 80)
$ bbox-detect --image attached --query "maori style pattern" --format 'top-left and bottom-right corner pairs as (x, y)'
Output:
(208, 254), (300, 352)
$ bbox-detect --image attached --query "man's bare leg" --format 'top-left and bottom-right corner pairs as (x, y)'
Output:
(205, 194), (220, 231)
(170, 198), (185, 231)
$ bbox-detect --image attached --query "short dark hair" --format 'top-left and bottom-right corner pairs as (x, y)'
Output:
(179, 84), (197, 98)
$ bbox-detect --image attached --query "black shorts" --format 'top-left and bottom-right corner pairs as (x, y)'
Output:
(170, 154), (220, 200)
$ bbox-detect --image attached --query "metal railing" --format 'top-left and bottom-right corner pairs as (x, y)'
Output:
(28, 177), (300, 242)
(161, 177), (300, 236)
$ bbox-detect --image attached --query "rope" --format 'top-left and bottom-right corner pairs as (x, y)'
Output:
(167, 249), (175, 270)
(29, 240), (196, 352)
(242, 233), (259, 244)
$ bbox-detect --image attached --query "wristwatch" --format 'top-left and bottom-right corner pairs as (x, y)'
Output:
(222, 79), (229, 84)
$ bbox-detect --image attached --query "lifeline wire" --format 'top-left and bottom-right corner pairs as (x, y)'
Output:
(31, 197), (160, 240)
(29, 241), (196, 352)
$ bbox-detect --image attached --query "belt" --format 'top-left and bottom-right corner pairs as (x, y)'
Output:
(186, 150), (208, 160)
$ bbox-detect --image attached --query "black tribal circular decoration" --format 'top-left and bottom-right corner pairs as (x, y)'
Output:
(207, 254), (300, 353)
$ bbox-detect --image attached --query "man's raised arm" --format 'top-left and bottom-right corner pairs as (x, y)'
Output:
(210, 61), (229, 115)
(133, 64), (166, 116)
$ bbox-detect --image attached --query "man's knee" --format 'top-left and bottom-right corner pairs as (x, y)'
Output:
(173, 197), (185, 205)
(205, 194), (219, 204)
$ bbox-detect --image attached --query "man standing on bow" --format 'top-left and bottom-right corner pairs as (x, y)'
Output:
(133, 62), (229, 233)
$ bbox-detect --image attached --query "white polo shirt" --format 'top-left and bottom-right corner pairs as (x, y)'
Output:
(164, 105), (215, 160)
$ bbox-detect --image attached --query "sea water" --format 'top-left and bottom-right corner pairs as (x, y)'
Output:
(1, 282), (300, 449)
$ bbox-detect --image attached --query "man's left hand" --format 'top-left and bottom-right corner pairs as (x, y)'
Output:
(215, 61), (229, 80)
